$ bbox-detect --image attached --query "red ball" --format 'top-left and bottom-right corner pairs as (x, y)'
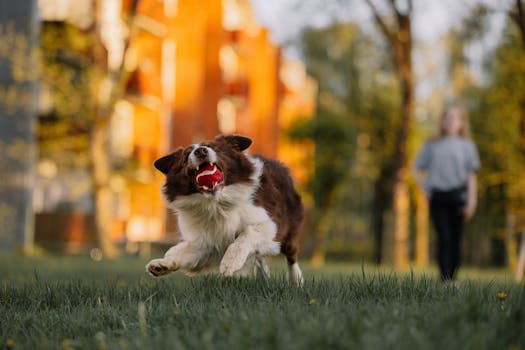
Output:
(196, 164), (223, 188)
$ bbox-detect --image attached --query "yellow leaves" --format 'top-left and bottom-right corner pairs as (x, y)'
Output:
(62, 339), (77, 350)
(116, 279), (127, 287)
(497, 291), (508, 301)
(5, 339), (14, 349)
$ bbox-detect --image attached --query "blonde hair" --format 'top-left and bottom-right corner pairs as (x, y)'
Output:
(436, 104), (471, 139)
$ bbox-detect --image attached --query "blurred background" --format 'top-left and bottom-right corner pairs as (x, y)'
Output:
(0, 0), (524, 277)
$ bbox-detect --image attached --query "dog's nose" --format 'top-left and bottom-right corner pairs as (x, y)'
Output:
(194, 147), (208, 159)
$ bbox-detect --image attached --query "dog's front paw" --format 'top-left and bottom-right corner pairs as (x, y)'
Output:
(220, 243), (250, 276)
(146, 258), (178, 277)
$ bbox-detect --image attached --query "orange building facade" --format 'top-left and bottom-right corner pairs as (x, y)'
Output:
(106, 0), (316, 248)
(106, 0), (317, 248)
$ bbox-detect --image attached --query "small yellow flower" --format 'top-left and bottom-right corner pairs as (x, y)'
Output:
(309, 298), (317, 305)
(6, 339), (14, 349)
(63, 339), (75, 350)
(223, 323), (231, 332)
(174, 308), (181, 316)
(116, 279), (126, 287)
(497, 292), (508, 301)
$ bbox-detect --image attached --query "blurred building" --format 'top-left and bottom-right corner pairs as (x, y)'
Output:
(33, 0), (316, 254)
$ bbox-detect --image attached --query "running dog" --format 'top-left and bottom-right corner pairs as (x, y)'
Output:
(146, 134), (304, 285)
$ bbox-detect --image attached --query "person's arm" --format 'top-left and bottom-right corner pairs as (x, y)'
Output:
(463, 172), (477, 220)
(464, 140), (480, 220)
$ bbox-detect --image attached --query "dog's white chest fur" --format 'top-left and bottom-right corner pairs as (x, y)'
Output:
(173, 183), (271, 251)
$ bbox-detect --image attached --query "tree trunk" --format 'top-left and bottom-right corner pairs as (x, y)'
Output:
(506, 213), (517, 272)
(391, 69), (414, 269)
(514, 0), (525, 50)
(516, 0), (525, 156)
(515, 226), (525, 282)
(372, 169), (393, 264)
(91, 121), (117, 257)
(87, 0), (140, 258)
(371, 189), (385, 264)
(392, 178), (410, 269)
(415, 190), (429, 267)
(365, 0), (414, 269)
(518, 0), (525, 155)
(310, 201), (332, 267)
(511, 0), (525, 279)
(520, 93), (525, 155)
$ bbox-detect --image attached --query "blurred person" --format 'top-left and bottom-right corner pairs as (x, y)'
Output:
(413, 104), (480, 282)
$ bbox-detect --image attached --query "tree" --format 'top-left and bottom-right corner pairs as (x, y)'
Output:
(364, 0), (414, 268)
(294, 23), (399, 264)
(508, 0), (525, 280)
(292, 25), (357, 265)
(456, 0), (525, 277)
(454, 4), (525, 269)
(38, 0), (140, 257)
(508, 0), (525, 157)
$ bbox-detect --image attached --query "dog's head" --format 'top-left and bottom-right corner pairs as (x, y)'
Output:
(154, 134), (255, 201)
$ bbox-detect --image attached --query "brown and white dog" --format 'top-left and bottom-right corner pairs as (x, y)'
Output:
(145, 134), (304, 285)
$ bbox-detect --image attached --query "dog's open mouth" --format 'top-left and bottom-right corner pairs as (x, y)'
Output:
(195, 162), (223, 193)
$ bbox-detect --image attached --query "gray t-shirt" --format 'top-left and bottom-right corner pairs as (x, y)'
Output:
(415, 136), (480, 191)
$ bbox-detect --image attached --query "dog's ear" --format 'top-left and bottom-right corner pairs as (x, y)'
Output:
(154, 148), (183, 174)
(216, 134), (252, 151)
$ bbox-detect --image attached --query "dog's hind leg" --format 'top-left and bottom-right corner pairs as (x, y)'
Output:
(287, 260), (304, 287)
(281, 239), (304, 287)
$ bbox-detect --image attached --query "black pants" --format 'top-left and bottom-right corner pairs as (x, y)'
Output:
(430, 187), (466, 281)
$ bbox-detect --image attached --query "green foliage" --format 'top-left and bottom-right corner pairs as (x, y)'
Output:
(288, 107), (354, 206)
(440, 4), (525, 256)
(296, 25), (360, 205)
(38, 22), (96, 170)
(290, 23), (400, 248)
(299, 22), (401, 180)
(457, 4), (491, 44)
(464, 24), (525, 211)
(1, 256), (523, 350)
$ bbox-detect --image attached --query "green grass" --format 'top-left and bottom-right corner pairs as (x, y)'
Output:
(1, 255), (524, 350)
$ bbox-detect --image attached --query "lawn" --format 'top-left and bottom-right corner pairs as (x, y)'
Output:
(0, 255), (523, 350)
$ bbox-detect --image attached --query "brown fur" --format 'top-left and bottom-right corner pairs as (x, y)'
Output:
(254, 156), (303, 264)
